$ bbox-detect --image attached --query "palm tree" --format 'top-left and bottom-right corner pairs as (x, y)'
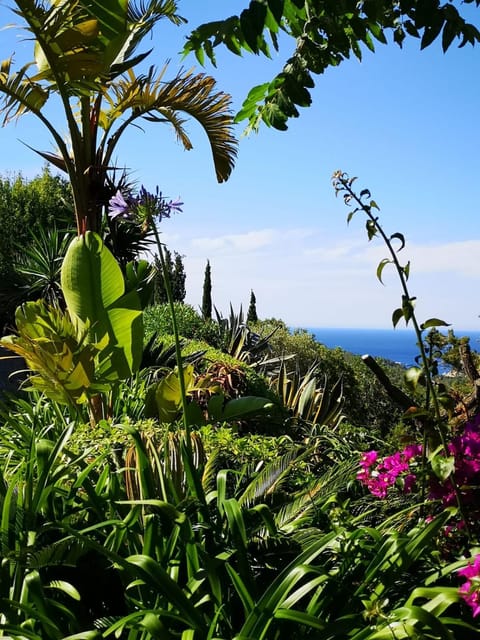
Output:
(0, 0), (237, 235)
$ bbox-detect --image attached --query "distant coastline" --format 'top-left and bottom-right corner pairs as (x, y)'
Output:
(299, 327), (480, 368)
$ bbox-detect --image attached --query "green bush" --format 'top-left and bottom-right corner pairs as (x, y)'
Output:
(144, 302), (220, 344)
(254, 318), (406, 436)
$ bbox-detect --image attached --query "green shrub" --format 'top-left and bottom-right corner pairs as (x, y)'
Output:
(144, 302), (220, 343)
(254, 318), (406, 436)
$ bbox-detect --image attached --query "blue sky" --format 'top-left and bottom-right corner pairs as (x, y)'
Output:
(0, 2), (479, 330)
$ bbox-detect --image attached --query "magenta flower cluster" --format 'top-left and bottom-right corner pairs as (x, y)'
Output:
(358, 414), (480, 618)
(458, 555), (480, 618)
(357, 444), (422, 498)
(358, 414), (480, 505)
(429, 414), (480, 506)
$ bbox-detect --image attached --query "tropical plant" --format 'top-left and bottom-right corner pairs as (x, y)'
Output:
(144, 362), (274, 427)
(215, 304), (280, 371)
(274, 360), (345, 433)
(0, 395), (124, 638)
(0, 232), (143, 422)
(185, 0), (480, 131)
(11, 224), (73, 306)
(0, 0), (237, 234)
(0, 167), (73, 278)
(0, 168), (74, 332)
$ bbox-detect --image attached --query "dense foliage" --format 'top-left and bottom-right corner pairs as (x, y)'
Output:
(0, 1), (479, 638)
(185, 0), (480, 131)
(0, 168), (73, 332)
(152, 249), (187, 305)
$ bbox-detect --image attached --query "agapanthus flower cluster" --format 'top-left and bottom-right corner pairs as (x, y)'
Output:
(108, 186), (183, 226)
(357, 444), (422, 498)
(458, 555), (480, 618)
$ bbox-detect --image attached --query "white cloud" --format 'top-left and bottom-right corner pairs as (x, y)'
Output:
(191, 229), (278, 253)
(161, 226), (480, 330)
(408, 240), (480, 277)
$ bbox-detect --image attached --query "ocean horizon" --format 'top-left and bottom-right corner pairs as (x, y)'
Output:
(300, 327), (480, 368)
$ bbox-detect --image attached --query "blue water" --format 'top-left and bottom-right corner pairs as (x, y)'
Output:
(304, 328), (480, 368)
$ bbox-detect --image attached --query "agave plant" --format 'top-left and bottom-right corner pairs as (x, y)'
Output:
(12, 224), (73, 305)
(214, 304), (285, 374)
(0, 0), (237, 235)
(273, 360), (345, 434)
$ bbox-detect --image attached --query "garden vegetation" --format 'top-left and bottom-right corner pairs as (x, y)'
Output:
(0, 1), (479, 639)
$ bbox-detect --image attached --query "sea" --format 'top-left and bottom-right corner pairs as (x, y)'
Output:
(303, 328), (480, 369)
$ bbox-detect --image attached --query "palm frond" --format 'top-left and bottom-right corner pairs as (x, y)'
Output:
(275, 457), (359, 534)
(104, 66), (237, 182)
(28, 538), (87, 570)
(14, 225), (73, 305)
(238, 446), (303, 508)
(127, 0), (183, 25)
(0, 59), (49, 124)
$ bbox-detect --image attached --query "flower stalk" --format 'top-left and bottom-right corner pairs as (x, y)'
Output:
(332, 171), (470, 536)
(108, 186), (191, 445)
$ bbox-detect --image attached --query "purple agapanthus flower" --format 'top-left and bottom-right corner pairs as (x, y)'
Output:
(167, 199), (184, 214)
(137, 186), (183, 223)
(108, 186), (184, 227)
(108, 190), (134, 219)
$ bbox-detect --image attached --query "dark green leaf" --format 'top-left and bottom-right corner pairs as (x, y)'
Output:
(268, 0), (284, 26)
(390, 232), (405, 252)
(420, 16), (445, 49)
(442, 20), (458, 52)
(366, 219), (377, 240)
(392, 307), (404, 328)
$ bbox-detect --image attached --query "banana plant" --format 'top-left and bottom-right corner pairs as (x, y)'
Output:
(0, 1), (237, 234)
(1, 232), (142, 421)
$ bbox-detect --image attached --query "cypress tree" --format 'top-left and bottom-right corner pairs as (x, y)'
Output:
(154, 249), (186, 303)
(154, 248), (172, 304)
(202, 260), (212, 320)
(247, 290), (258, 324)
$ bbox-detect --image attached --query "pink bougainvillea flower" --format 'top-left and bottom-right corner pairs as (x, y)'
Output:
(360, 451), (378, 468)
(458, 555), (480, 618)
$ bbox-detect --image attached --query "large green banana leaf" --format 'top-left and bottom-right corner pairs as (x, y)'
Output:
(61, 231), (143, 379)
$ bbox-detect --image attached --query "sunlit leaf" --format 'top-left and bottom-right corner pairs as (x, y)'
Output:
(420, 318), (450, 330)
(376, 258), (391, 284)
